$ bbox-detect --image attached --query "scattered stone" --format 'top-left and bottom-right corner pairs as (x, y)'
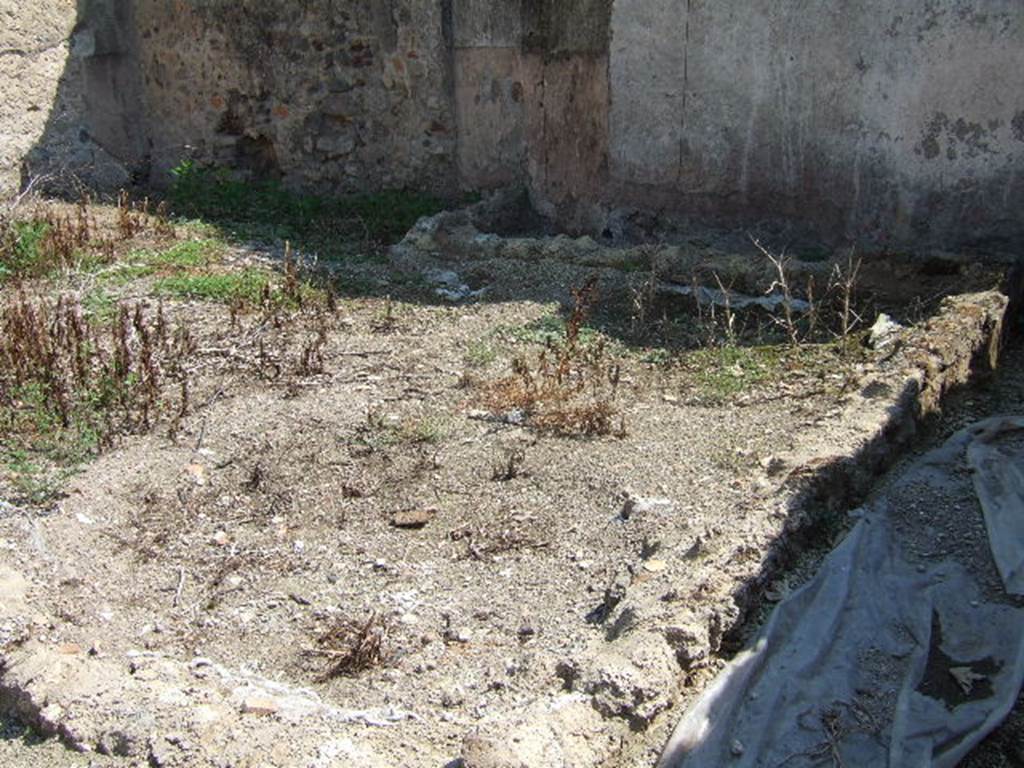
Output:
(440, 684), (465, 708)
(462, 694), (621, 768)
(577, 635), (678, 723)
(620, 492), (675, 521)
(517, 623), (537, 640)
(443, 627), (471, 644)
(239, 694), (279, 716)
(868, 313), (903, 350)
(642, 559), (667, 574)
(685, 536), (705, 558)
(759, 455), (787, 476)
(183, 463), (207, 486)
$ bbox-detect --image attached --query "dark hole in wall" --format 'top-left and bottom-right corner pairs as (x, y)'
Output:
(216, 108), (245, 137)
(235, 135), (281, 180)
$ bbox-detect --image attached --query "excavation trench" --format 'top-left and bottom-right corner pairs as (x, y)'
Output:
(0, 195), (1021, 768)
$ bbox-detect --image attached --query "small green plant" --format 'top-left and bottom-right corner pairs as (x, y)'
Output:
(465, 339), (498, 367)
(399, 416), (448, 445)
(2, 449), (70, 505)
(148, 238), (222, 269)
(155, 270), (269, 304)
(82, 289), (118, 321)
(0, 207), (94, 281)
(686, 345), (780, 403)
(2, 220), (50, 276)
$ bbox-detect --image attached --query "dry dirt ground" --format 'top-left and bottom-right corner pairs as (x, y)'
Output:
(0, 197), (1019, 767)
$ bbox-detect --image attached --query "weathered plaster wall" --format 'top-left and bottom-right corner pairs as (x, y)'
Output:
(604, 0), (1024, 247)
(453, 0), (611, 223)
(452, 1), (1024, 247)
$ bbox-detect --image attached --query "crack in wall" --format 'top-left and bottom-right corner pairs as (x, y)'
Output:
(676, 0), (692, 184)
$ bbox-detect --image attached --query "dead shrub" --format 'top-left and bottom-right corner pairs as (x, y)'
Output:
(752, 237), (866, 346)
(296, 317), (328, 376)
(117, 190), (175, 241)
(477, 278), (625, 437)
(310, 613), (394, 679)
(0, 290), (194, 450)
(450, 512), (551, 560)
(0, 190), (178, 285)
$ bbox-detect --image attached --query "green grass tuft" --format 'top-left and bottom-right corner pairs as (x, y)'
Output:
(0, 220), (50, 280)
(688, 345), (782, 402)
(154, 270), (269, 303)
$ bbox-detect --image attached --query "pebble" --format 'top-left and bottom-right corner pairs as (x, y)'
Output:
(620, 493), (675, 520)
(443, 627), (471, 644)
(391, 508), (437, 529)
(184, 463), (207, 486)
(440, 685), (465, 708)
(239, 694), (279, 716)
(517, 624), (536, 640)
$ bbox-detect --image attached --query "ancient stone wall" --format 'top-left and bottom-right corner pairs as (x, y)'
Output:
(2, 0), (1023, 248)
(131, 0), (457, 194)
(4, 0), (456, 196)
(0, 0), (80, 196)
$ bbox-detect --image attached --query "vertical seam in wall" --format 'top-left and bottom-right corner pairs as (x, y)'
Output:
(440, 0), (457, 186)
(541, 56), (548, 190)
(677, 0), (692, 184)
